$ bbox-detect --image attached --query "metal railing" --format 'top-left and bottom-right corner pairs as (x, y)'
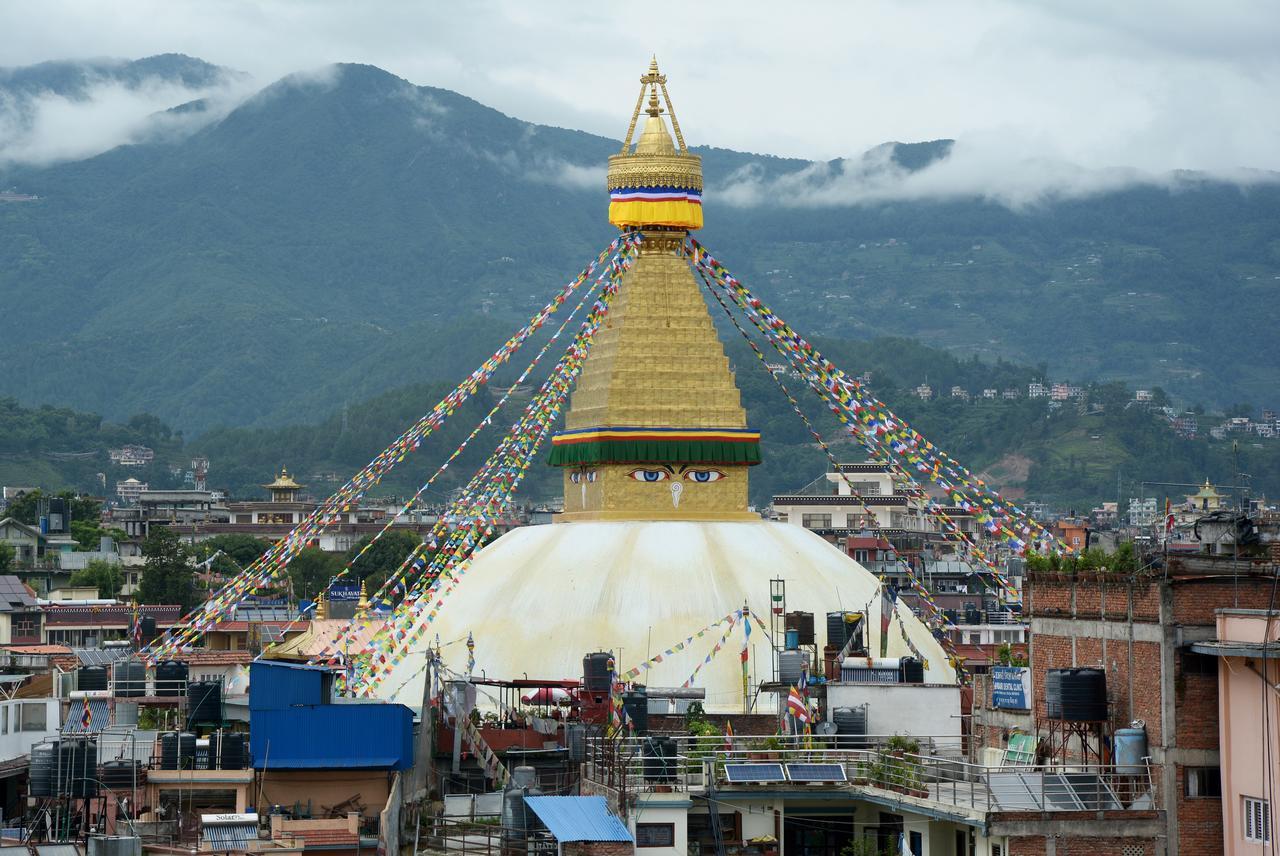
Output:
(584, 735), (1160, 815)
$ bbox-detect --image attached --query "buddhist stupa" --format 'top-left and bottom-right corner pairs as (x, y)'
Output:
(375, 60), (954, 709)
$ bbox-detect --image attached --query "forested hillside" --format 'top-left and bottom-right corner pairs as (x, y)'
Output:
(2, 61), (1278, 433)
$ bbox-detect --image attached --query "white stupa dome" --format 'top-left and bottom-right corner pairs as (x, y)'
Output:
(375, 519), (955, 710)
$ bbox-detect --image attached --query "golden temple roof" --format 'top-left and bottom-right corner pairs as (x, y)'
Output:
(262, 467), (304, 491)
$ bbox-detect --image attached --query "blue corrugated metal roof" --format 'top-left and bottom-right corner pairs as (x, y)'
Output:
(250, 660), (332, 711)
(250, 703), (413, 770)
(524, 797), (632, 843)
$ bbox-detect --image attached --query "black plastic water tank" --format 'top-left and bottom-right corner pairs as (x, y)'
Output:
(641, 736), (676, 783)
(179, 733), (197, 769)
(154, 661), (188, 697)
(79, 665), (108, 692)
(582, 652), (613, 692)
(898, 657), (925, 684)
(28, 743), (56, 797)
(113, 661), (146, 698)
(160, 732), (179, 770)
(217, 732), (246, 770)
(100, 759), (141, 790)
(1045, 668), (1108, 721)
(187, 680), (222, 724)
(827, 612), (851, 650)
(620, 688), (648, 734)
(140, 616), (157, 643)
(57, 739), (98, 798)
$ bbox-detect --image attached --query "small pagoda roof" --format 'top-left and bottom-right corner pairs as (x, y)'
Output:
(263, 467), (304, 490)
(1191, 479), (1223, 499)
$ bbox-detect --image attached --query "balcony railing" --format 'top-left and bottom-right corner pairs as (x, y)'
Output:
(584, 735), (1160, 816)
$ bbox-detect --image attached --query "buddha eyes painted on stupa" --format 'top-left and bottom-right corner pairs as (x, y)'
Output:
(626, 465), (728, 483)
(568, 469), (598, 484)
(627, 468), (670, 482)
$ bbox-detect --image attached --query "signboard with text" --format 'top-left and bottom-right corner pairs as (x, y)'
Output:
(992, 666), (1031, 710)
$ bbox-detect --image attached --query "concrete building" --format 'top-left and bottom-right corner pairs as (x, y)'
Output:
(1192, 609), (1279, 854)
(973, 552), (1280, 855)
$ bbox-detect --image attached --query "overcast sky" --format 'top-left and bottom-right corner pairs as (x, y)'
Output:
(3, 0), (1278, 183)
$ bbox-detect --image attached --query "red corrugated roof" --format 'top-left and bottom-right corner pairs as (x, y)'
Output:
(182, 650), (253, 665)
(3, 644), (73, 655)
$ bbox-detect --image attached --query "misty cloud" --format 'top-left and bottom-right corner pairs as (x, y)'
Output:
(716, 135), (1280, 210)
(0, 75), (249, 167)
(2, 0), (1279, 198)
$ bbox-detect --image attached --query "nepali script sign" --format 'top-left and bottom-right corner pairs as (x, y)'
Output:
(992, 666), (1031, 710)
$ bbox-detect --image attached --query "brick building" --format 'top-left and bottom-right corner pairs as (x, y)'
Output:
(974, 553), (1280, 855)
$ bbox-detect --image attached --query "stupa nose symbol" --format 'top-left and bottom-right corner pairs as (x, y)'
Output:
(670, 481), (683, 508)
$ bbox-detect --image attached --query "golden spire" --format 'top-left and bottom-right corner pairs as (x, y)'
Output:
(357, 580), (371, 615)
(607, 57), (702, 230)
(551, 59), (758, 522)
(314, 589), (328, 620)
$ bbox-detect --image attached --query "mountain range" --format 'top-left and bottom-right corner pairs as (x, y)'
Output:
(2, 56), (1279, 435)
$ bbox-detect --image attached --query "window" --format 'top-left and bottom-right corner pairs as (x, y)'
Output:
(636, 823), (675, 848)
(20, 702), (46, 732)
(801, 513), (832, 530)
(1245, 796), (1271, 843)
(1185, 767), (1221, 798)
(854, 549), (869, 563)
(1181, 649), (1218, 677)
(2, 705), (8, 734)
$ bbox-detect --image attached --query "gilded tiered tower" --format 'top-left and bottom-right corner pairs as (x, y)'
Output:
(549, 60), (760, 521)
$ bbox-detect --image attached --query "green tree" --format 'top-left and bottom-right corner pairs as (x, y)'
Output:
(0, 543), (13, 573)
(193, 534), (271, 580)
(69, 558), (122, 599)
(346, 530), (422, 592)
(2, 490), (101, 528)
(137, 528), (196, 610)
(287, 548), (345, 601)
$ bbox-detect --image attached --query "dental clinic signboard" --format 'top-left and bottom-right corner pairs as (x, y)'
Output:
(992, 666), (1031, 710)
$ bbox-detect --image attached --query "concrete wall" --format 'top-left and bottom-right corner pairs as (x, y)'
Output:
(826, 682), (962, 745)
(631, 796), (689, 856)
(1024, 571), (1280, 856)
(1215, 611), (1280, 856)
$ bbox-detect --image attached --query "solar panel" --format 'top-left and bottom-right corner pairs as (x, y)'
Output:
(987, 771), (1122, 811)
(785, 763), (847, 783)
(723, 763), (787, 783)
(1063, 773), (1122, 810)
(986, 771), (1044, 810)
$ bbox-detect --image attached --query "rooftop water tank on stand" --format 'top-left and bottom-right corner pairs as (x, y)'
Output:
(79, 665), (108, 692)
(779, 649), (806, 687)
(827, 612), (854, 651)
(1114, 723), (1148, 776)
(114, 661), (146, 698)
(785, 612), (815, 646)
(898, 657), (925, 684)
(100, 759), (142, 791)
(620, 688), (648, 734)
(217, 732), (247, 770)
(58, 738), (98, 798)
(187, 680), (222, 725)
(582, 652), (613, 692)
(28, 742), (56, 797)
(1045, 668), (1108, 721)
(154, 661), (188, 697)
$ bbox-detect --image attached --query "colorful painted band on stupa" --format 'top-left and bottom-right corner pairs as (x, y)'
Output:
(608, 186), (704, 229)
(548, 426), (761, 466)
